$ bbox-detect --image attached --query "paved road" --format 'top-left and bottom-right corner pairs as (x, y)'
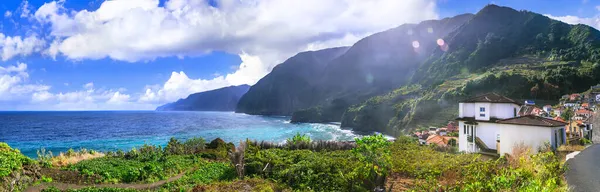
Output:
(566, 144), (600, 192)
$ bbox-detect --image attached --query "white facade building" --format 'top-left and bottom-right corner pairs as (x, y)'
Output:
(457, 93), (567, 155)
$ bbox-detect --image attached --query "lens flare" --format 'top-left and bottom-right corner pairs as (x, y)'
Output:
(412, 41), (420, 48)
(427, 27), (433, 33)
(366, 73), (374, 84)
(437, 39), (445, 46)
(407, 29), (413, 35)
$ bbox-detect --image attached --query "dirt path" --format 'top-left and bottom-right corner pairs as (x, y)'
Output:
(24, 171), (186, 192)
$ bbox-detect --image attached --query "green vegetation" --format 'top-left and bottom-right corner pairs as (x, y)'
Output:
(3, 134), (570, 192)
(159, 162), (235, 191)
(352, 134), (391, 190)
(42, 187), (138, 192)
(391, 137), (566, 191)
(0, 142), (31, 178)
(67, 153), (200, 183)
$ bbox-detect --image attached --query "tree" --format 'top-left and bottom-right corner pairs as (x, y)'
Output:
(352, 134), (391, 191)
(448, 138), (457, 147)
(561, 107), (574, 121)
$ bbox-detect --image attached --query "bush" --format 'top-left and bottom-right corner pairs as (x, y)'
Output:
(388, 136), (567, 191)
(245, 148), (365, 191)
(67, 154), (200, 183)
(165, 137), (185, 155)
(160, 162), (236, 191)
(581, 138), (592, 145)
(37, 148), (54, 168)
(42, 186), (138, 192)
(352, 134), (392, 190)
(0, 142), (31, 178)
(183, 137), (206, 154)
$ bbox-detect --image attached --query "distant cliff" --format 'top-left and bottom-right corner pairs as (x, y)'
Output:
(236, 47), (350, 115)
(156, 85), (250, 111)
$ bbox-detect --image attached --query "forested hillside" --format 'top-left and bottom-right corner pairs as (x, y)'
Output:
(342, 5), (600, 135)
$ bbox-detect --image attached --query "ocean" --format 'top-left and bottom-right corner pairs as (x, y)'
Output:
(0, 111), (359, 158)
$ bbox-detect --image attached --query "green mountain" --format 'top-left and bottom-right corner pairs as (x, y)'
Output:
(237, 14), (473, 120)
(342, 5), (600, 135)
(156, 85), (250, 111)
(237, 4), (600, 136)
(236, 47), (350, 115)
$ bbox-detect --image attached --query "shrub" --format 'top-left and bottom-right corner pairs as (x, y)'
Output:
(286, 133), (311, 146)
(42, 187), (138, 192)
(0, 142), (31, 178)
(66, 148), (75, 157)
(192, 178), (290, 192)
(165, 137), (185, 155)
(183, 137), (206, 154)
(67, 154), (200, 183)
(352, 134), (392, 190)
(37, 148), (54, 168)
(581, 138), (592, 145)
(160, 162), (236, 191)
(245, 148), (365, 191)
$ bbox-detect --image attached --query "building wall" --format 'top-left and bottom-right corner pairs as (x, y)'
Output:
(461, 103), (475, 118)
(497, 124), (564, 155)
(476, 122), (500, 150)
(490, 103), (519, 119)
(474, 103), (491, 121)
(459, 121), (566, 155)
(458, 121), (469, 152)
(459, 102), (518, 120)
(458, 121), (499, 152)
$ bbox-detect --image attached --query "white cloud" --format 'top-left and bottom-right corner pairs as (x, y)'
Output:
(29, 0), (438, 105)
(0, 62), (50, 101)
(0, 33), (46, 61)
(19, 0), (32, 18)
(4, 11), (12, 18)
(545, 14), (600, 29)
(83, 82), (94, 89)
(107, 92), (131, 104)
(2, 0), (440, 109)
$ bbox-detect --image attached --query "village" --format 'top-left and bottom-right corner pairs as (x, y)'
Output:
(413, 85), (600, 156)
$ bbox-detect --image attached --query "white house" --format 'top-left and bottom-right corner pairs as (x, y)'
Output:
(457, 93), (567, 155)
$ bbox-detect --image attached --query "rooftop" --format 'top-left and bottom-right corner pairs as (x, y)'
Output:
(496, 115), (567, 127)
(460, 93), (520, 105)
(456, 115), (567, 127)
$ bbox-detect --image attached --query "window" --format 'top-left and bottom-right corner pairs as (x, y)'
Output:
(480, 113), (485, 117)
(464, 125), (466, 134)
(514, 108), (517, 117)
(480, 107), (485, 112)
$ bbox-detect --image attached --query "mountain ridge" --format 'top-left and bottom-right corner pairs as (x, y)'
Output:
(157, 85), (250, 111)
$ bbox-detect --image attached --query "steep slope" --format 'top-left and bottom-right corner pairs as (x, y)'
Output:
(343, 5), (600, 135)
(156, 85), (250, 111)
(414, 4), (600, 85)
(290, 14), (473, 123)
(236, 14), (472, 119)
(235, 47), (350, 115)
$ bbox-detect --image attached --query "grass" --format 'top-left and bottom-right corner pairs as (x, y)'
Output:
(158, 162), (236, 191)
(557, 144), (586, 152)
(66, 154), (202, 183)
(0, 142), (31, 178)
(51, 149), (105, 167)
(5, 136), (570, 192)
(389, 137), (567, 191)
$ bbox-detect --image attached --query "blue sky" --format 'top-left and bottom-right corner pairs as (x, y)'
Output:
(0, 0), (598, 110)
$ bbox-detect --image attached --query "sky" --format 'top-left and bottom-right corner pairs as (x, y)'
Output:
(0, 0), (599, 111)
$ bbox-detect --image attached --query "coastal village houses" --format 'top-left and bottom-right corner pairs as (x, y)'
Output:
(457, 93), (567, 155)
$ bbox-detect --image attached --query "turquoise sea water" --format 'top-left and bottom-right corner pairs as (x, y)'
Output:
(0, 111), (359, 158)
